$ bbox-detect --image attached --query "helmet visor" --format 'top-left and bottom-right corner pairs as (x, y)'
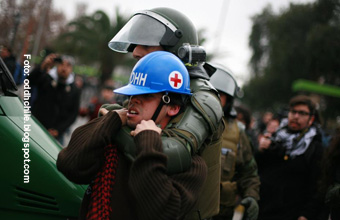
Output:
(108, 14), (166, 53)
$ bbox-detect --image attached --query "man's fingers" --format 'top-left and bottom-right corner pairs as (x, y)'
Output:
(131, 120), (161, 137)
(99, 108), (109, 116)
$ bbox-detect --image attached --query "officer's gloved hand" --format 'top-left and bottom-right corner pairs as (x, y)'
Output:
(325, 183), (340, 205)
(240, 197), (259, 220)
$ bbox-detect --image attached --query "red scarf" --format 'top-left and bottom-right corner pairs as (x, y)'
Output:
(86, 144), (119, 219)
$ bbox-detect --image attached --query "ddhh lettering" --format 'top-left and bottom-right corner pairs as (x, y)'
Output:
(130, 72), (147, 86)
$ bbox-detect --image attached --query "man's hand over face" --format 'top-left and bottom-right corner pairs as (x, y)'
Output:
(130, 120), (161, 137)
(99, 108), (109, 116)
(258, 133), (272, 151)
(41, 53), (58, 72)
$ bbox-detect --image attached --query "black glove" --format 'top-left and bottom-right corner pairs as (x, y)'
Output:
(240, 197), (259, 220)
(325, 183), (340, 205)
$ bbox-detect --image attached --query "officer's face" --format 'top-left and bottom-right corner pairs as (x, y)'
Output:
(219, 93), (227, 108)
(288, 104), (314, 132)
(126, 93), (165, 129)
(132, 45), (164, 60)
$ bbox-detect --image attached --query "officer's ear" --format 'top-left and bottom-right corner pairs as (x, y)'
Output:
(167, 105), (180, 117)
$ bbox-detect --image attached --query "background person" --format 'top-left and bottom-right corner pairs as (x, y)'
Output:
(256, 95), (325, 220)
(319, 126), (340, 220)
(0, 45), (25, 85)
(79, 84), (116, 121)
(235, 104), (258, 153)
(257, 116), (281, 151)
(0, 45), (16, 76)
(28, 54), (81, 145)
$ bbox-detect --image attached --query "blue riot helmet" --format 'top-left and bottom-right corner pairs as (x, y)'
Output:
(114, 51), (191, 96)
(114, 51), (191, 121)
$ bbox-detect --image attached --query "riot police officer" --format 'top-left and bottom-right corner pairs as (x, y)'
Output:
(209, 64), (260, 220)
(107, 7), (224, 219)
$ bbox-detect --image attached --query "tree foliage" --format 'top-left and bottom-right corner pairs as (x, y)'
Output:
(243, 0), (340, 121)
(53, 8), (131, 84)
(0, 0), (66, 63)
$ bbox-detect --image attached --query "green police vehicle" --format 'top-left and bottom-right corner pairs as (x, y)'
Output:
(0, 57), (85, 219)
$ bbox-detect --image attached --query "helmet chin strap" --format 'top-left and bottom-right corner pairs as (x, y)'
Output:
(151, 93), (170, 122)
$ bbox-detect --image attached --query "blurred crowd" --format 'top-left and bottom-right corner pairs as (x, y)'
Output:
(1, 45), (119, 145)
(234, 102), (339, 220)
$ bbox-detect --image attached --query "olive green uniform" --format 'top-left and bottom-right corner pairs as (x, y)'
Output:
(216, 118), (260, 219)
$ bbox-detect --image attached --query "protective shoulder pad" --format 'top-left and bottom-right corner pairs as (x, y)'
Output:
(113, 126), (192, 174)
(190, 78), (223, 134)
(161, 136), (192, 174)
(101, 104), (192, 174)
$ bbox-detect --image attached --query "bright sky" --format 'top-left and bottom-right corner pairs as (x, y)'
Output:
(53, 0), (315, 87)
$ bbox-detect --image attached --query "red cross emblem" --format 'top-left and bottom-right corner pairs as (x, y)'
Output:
(169, 71), (183, 89)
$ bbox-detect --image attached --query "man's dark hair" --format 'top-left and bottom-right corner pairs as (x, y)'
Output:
(167, 92), (188, 114)
(289, 95), (316, 115)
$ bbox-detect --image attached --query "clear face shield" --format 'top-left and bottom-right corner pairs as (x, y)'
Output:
(108, 11), (178, 53)
(209, 65), (238, 97)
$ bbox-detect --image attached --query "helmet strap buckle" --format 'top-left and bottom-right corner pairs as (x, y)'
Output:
(162, 93), (171, 104)
(151, 93), (170, 121)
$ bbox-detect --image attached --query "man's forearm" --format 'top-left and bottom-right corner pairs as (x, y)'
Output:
(130, 130), (207, 219)
(57, 111), (122, 184)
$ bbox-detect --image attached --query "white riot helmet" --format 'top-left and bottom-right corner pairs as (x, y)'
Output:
(209, 64), (238, 98)
(208, 63), (240, 117)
